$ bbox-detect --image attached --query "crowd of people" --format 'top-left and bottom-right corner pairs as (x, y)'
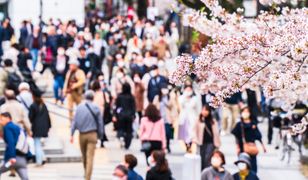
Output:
(0, 6), (306, 180)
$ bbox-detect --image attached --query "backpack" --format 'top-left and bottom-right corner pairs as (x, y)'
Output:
(15, 129), (29, 154)
(6, 71), (22, 93)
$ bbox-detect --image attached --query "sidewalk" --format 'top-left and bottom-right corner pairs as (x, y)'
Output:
(2, 99), (306, 180)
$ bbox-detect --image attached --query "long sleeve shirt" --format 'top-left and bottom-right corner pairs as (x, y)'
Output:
(139, 117), (166, 149)
(3, 122), (20, 162)
(71, 101), (104, 137)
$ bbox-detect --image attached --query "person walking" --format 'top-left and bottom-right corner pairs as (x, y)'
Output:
(70, 90), (104, 180)
(114, 83), (136, 149)
(140, 104), (166, 166)
(221, 92), (243, 135)
(16, 82), (33, 115)
(193, 105), (221, 170)
(201, 150), (233, 180)
(178, 84), (202, 152)
(231, 106), (266, 174)
(28, 90), (51, 166)
(1, 89), (32, 136)
(233, 153), (259, 180)
(0, 112), (30, 180)
(63, 58), (86, 121)
(146, 150), (173, 180)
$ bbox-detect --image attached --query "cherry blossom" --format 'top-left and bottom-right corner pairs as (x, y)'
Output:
(170, 0), (308, 133)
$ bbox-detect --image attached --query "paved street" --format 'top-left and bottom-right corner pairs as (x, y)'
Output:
(1, 97), (306, 180)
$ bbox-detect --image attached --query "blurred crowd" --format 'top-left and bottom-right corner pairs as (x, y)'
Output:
(0, 7), (306, 180)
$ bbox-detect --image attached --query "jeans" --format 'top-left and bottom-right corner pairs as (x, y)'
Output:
(34, 138), (45, 165)
(31, 49), (39, 70)
(0, 156), (29, 180)
(53, 75), (64, 101)
(250, 155), (257, 173)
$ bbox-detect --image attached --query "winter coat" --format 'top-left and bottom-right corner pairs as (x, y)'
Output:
(29, 102), (51, 137)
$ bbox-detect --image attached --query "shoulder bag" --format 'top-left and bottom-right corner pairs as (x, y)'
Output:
(141, 121), (156, 152)
(85, 103), (104, 139)
(238, 122), (259, 156)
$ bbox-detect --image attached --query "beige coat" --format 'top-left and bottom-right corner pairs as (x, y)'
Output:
(63, 69), (86, 96)
(193, 119), (221, 148)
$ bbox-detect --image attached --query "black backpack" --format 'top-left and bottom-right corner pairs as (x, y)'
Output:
(6, 71), (22, 93)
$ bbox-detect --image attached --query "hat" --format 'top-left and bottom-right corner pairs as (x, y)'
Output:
(68, 59), (80, 66)
(234, 153), (251, 168)
(18, 82), (30, 91)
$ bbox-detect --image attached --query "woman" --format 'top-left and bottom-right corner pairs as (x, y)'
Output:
(193, 105), (221, 170)
(91, 80), (109, 148)
(153, 84), (173, 153)
(178, 85), (202, 152)
(140, 104), (166, 165)
(233, 153), (259, 180)
(231, 106), (266, 173)
(51, 47), (68, 104)
(146, 150), (173, 180)
(114, 83), (136, 149)
(133, 73), (145, 121)
(28, 90), (51, 166)
(201, 150), (233, 180)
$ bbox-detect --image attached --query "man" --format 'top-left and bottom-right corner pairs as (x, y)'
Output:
(1, 89), (31, 136)
(70, 90), (104, 180)
(63, 59), (86, 121)
(221, 92), (243, 135)
(16, 82), (33, 115)
(0, 112), (30, 180)
(113, 164), (128, 180)
(147, 65), (168, 103)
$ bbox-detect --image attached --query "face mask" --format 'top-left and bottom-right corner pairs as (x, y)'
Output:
(241, 112), (250, 119)
(117, 73), (124, 79)
(147, 156), (156, 167)
(134, 77), (140, 83)
(184, 91), (193, 97)
(117, 61), (125, 67)
(111, 176), (121, 180)
(237, 162), (247, 171)
(162, 89), (169, 95)
(58, 49), (65, 55)
(211, 157), (222, 168)
(150, 71), (157, 77)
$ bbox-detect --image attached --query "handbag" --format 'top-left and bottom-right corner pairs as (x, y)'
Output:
(238, 122), (259, 156)
(141, 121), (156, 152)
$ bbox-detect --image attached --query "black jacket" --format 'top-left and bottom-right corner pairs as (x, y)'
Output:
(29, 102), (51, 137)
(146, 167), (172, 180)
(115, 93), (136, 132)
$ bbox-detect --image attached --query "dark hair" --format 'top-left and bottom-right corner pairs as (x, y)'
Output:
(144, 104), (161, 122)
(1, 112), (12, 119)
(91, 80), (101, 91)
(240, 106), (252, 122)
(199, 104), (214, 125)
(115, 164), (128, 175)
(3, 59), (13, 67)
(121, 83), (131, 95)
(211, 150), (226, 165)
(124, 154), (138, 170)
(33, 95), (44, 105)
(152, 150), (169, 173)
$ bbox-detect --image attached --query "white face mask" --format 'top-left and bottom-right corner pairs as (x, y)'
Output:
(117, 73), (124, 79)
(237, 162), (247, 171)
(134, 76), (141, 83)
(183, 91), (193, 97)
(111, 176), (121, 180)
(118, 61), (125, 67)
(162, 89), (169, 95)
(147, 156), (156, 167)
(241, 112), (250, 119)
(211, 157), (222, 168)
